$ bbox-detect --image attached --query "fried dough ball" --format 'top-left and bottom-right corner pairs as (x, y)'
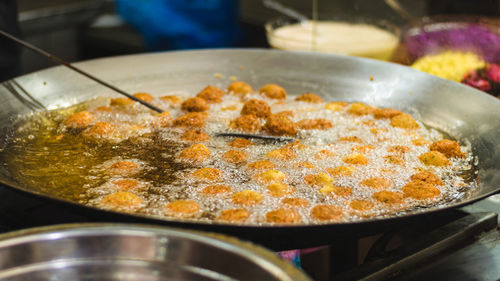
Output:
(232, 190), (263, 205)
(304, 173), (333, 186)
(402, 181), (441, 200)
(295, 93), (323, 103)
(319, 184), (352, 197)
(412, 138), (431, 146)
(230, 138), (254, 148)
(310, 205), (343, 222)
(274, 110), (294, 118)
(373, 108), (403, 119)
(388, 145), (410, 154)
(267, 183), (293, 197)
(297, 119), (333, 130)
(259, 84), (287, 100)
(247, 160), (276, 171)
(347, 103), (375, 115)
(285, 140), (307, 150)
(240, 99), (271, 118)
(173, 112), (207, 128)
(263, 114), (297, 136)
(200, 184), (231, 195)
(343, 153), (368, 165)
(112, 179), (141, 191)
(349, 199), (374, 211)
(166, 200), (200, 216)
(133, 92), (154, 102)
(83, 122), (115, 139)
(325, 101), (348, 112)
(429, 139), (465, 158)
(266, 147), (295, 161)
(229, 115), (261, 133)
(192, 167), (221, 182)
(410, 171), (443, 186)
(65, 111), (94, 129)
(181, 97), (209, 112)
(281, 197), (310, 207)
(223, 150), (249, 165)
(326, 166), (356, 177)
(227, 81), (253, 97)
(352, 145), (375, 153)
(110, 97), (134, 107)
(196, 85), (224, 103)
(372, 191), (404, 204)
(180, 143), (210, 163)
(390, 113), (419, 130)
(295, 161), (315, 169)
(160, 95), (181, 105)
(384, 155), (405, 166)
(255, 170), (286, 184)
(181, 129), (210, 142)
(338, 136), (363, 143)
(418, 151), (450, 166)
(266, 209), (301, 223)
(110, 160), (140, 176)
(361, 177), (392, 189)
(151, 111), (172, 128)
(218, 208), (250, 222)
(100, 192), (143, 209)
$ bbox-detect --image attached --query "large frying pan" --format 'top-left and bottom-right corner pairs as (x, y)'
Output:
(0, 49), (499, 250)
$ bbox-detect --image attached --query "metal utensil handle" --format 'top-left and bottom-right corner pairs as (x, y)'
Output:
(0, 29), (164, 113)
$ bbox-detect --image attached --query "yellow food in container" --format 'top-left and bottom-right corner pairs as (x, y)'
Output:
(411, 51), (486, 81)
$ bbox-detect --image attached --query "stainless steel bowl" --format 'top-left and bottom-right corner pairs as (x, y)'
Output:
(0, 224), (311, 281)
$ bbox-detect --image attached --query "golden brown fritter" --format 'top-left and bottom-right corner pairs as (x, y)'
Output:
(266, 147), (295, 161)
(384, 155), (405, 166)
(402, 181), (441, 200)
(65, 111), (94, 129)
(361, 177), (392, 189)
(373, 108), (403, 119)
(297, 118), (333, 130)
(180, 143), (210, 163)
(229, 114), (261, 133)
(240, 99), (271, 118)
(325, 101), (348, 112)
(200, 184), (231, 195)
(343, 153), (368, 165)
(351, 145), (375, 153)
(266, 209), (301, 223)
(173, 112), (207, 128)
(246, 160), (276, 172)
(166, 200), (200, 216)
(267, 183), (294, 197)
(326, 166), (356, 177)
(181, 97), (209, 112)
(347, 103), (375, 115)
(315, 149), (335, 159)
(227, 81), (254, 97)
(133, 92), (154, 102)
(223, 150), (249, 165)
(100, 192), (143, 209)
(319, 184), (352, 197)
(429, 139), (465, 158)
(83, 122), (115, 139)
(338, 136), (363, 143)
(410, 171), (443, 186)
(281, 197), (310, 207)
(259, 84), (287, 100)
(110, 97), (134, 107)
(262, 114), (297, 136)
(310, 205), (343, 222)
(160, 95), (181, 105)
(295, 161), (316, 169)
(232, 190), (263, 205)
(112, 179), (141, 191)
(181, 129), (210, 142)
(192, 167), (221, 182)
(388, 145), (410, 154)
(295, 93), (323, 103)
(304, 172), (333, 187)
(372, 191), (404, 204)
(349, 199), (374, 211)
(229, 138), (254, 148)
(418, 151), (450, 166)
(196, 85), (224, 103)
(390, 113), (419, 129)
(153, 111), (172, 127)
(412, 138), (431, 146)
(218, 208), (250, 222)
(255, 170), (286, 184)
(110, 161), (140, 176)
